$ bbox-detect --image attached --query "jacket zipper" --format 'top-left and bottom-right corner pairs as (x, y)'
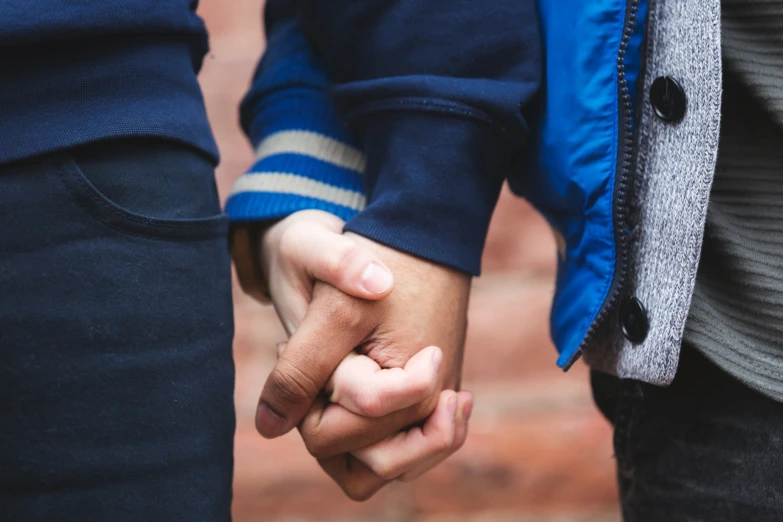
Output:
(562, 0), (641, 371)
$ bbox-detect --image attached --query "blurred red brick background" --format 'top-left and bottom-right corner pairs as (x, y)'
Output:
(196, 1), (620, 520)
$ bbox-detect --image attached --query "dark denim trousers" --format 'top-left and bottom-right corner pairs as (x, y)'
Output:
(592, 344), (783, 522)
(0, 140), (235, 520)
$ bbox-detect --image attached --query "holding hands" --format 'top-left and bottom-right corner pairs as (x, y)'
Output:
(255, 210), (473, 499)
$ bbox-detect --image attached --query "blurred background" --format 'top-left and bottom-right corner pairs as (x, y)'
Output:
(197, 1), (620, 520)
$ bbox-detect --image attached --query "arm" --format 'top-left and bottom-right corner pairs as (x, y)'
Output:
(230, 0), (541, 277)
(228, 8), (474, 498)
(227, 1), (369, 303)
(227, 0), (366, 224)
(234, 0), (542, 500)
(291, 0), (542, 275)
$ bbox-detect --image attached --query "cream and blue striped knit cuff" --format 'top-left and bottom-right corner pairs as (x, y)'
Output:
(226, 93), (367, 223)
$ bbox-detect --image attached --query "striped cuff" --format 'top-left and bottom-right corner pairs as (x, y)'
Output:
(229, 84), (367, 224)
(227, 129), (367, 223)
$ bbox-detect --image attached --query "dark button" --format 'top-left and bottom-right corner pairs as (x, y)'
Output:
(649, 76), (686, 122)
(620, 296), (649, 344)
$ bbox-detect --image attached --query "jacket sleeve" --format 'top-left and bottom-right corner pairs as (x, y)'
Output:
(294, 0), (541, 275)
(231, 0), (541, 275)
(226, 0), (367, 224)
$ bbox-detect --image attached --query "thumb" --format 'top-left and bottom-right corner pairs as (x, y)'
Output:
(278, 221), (394, 300)
(256, 286), (375, 438)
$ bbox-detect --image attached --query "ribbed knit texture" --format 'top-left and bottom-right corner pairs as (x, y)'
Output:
(225, 7), (368, 225)
(683, 0), (783, 400)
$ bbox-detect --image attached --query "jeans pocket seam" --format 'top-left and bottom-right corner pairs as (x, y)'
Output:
(55, 157), (228, 241)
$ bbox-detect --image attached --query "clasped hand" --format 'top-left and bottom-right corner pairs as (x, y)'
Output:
(255, 210), (473, 500)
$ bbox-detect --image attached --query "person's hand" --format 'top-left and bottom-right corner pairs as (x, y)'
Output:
(260, 210), (396, 335)
(322, 387), (473, 500)
(257, 231), (473, 499)
(261, 210), (453, 421)
(279, 340), (473, 499)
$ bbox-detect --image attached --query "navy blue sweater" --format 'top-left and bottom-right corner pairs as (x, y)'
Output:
(232, 0), (542, 274)
(3, 0), (541, 275)
(0, 1), (217, 164)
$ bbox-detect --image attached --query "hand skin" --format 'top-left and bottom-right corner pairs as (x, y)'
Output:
(262, 210), (453, 418)
(260, 210), (396, 336)
(258, 210), (473, 499)
(281, 342), (473, 499)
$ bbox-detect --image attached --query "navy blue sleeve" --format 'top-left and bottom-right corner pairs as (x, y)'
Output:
(229, 2), (369, 225)
(291, 0), (542, 275)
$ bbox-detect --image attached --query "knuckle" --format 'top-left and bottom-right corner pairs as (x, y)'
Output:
(353, 388), (385, 418)
(301, 421), (345, 460)
(302, 431), (332, 460)
(370, 457), (400, 481)
(322, 240), (356, 281)
(266, 362), (318, 406)
(362, 335), (411, 368)
(411, 392), (440, 423)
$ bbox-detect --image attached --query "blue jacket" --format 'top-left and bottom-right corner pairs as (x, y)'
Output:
(227, 0), (649, 371)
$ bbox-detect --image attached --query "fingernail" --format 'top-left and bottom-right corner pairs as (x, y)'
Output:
(447, 394), (458, 419)
(463, 400), (474, 422)
(361, 263), (393, 294)
(256, 401), (287, 438)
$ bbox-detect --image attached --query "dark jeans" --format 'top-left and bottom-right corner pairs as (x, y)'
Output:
(0, 140), (235, 520)
(592, 344), (783, 522)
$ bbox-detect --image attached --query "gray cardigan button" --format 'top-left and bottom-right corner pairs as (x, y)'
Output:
(621, 297), (649, 344)
(650, 76), (686, 122)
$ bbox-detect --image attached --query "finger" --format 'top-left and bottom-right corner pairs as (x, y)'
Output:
(298, 386), (441, 459)
(271, 281), (309, 337)
(256, 287), (377, 439)
(317, 454), (388, 502)
(349, 390), (459, 481)
(279, 221), (394, 299)
(311, 393), (472, 501)
(398, 391), (473, 482)
(326, 346), (443, 417)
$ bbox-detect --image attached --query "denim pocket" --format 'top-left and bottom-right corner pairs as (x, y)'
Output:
(55, 156), (228, 241)
(0, 152), (236, 519)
